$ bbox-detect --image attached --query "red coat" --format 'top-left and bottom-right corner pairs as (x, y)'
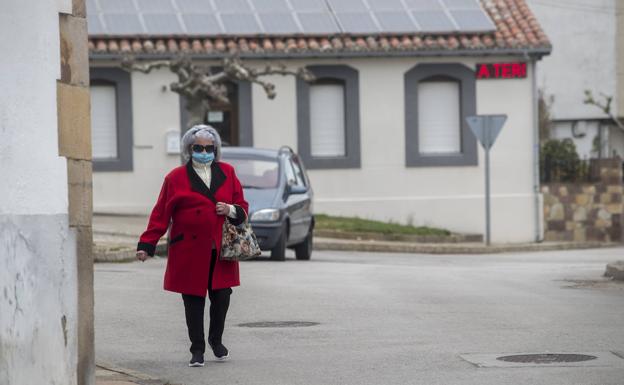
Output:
(138, 161), (249, 296)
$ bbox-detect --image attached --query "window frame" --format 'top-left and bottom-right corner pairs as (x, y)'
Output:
(297, 65), (361, 169)
(404, 63), (477, 167)
(90, 68), (133, 172)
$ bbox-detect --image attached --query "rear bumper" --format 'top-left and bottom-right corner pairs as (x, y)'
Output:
(250, 222), (282, 250)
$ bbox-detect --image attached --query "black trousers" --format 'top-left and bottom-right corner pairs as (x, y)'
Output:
(181, 249), (232, 354)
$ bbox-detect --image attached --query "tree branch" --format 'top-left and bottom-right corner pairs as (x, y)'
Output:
(121, 54), (315, 119)
(583, 90), (624, 131)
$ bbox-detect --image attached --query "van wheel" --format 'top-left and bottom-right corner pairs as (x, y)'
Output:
(295, 231), (313, 260)
(270, 224), (287, 261)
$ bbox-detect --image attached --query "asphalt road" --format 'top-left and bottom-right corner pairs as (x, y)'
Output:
(95, 248), (624, 385)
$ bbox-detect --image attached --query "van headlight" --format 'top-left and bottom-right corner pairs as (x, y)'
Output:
(250, 209), (280, 222)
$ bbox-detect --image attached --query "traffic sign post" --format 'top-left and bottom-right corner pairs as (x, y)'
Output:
(466, 115), (507, 246)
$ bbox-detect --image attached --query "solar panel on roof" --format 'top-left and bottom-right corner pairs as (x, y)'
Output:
(87, 13), (106, 34)
(289, 0), (327, 12)
(450, 9), (494, 31)
(443, 0), (481, 9)
(412, 10), (455, 32)
(96, 0), (136, 12)
(259, 13), (301, 33)
(183, 14), (222, 34)
(404, 0), (443, 10)
(366, 0), (405, 11)
(86, 0), (98, 12)
(214, 0), (252, 12)
(102, 13), (144, 34)
(374, 11), (418, 33)
(326, 0), (367, 13)
(136, 0), (175, 13)
(334, 12), (379, 33)
(174, 0), (214, 13)
(252, 0), (291, 12)
(143, 14), (183, 34)
(90, 0), (494, 36)
(220, 13), (262, 34)
(296, 12), (340, 33)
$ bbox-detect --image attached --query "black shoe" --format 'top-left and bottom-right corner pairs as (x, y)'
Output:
(188, 352), (205, 367)
(209, 340), (229, 361)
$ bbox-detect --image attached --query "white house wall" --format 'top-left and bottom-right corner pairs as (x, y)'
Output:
(92, 56), (537, 243)
(250, 57), (536, 243)
(0, 1), (78, 384)
(527, 0), (617, 120)
(93, 68), (182, 214)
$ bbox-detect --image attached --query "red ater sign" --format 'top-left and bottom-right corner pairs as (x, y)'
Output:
(476, 62), (527, 79)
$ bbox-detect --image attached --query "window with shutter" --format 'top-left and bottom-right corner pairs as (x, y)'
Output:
(310, 83), (346, 157)
(296, 65), (361, 169)
(89, 68), (133, 172)
(417, 80), (461, 154)
(90, 85), (118, 159)
(404, 63), (477, 167)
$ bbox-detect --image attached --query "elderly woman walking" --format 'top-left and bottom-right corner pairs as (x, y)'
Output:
(135, 125), (248, 367)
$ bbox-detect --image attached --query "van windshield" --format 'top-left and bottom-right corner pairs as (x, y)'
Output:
(225, 158), (279, 189)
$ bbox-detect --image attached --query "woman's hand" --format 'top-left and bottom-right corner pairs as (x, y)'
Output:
(136, 250), (149, 262)
(216, 202), (231, 216)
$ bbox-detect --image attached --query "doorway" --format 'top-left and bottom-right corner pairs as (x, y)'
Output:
(205, 81), (239, 146)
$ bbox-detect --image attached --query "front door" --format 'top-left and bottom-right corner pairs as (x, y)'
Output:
(205, 81), (239, 146)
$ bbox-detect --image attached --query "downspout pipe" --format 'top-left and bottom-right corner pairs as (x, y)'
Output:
(530, 58), (543, 242)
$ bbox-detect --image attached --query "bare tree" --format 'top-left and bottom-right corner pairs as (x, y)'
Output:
(583, 90), (624, 131)
(121, 54), (314, 127)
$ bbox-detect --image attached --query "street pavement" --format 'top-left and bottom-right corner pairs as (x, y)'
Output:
(95, 248), (624, 385)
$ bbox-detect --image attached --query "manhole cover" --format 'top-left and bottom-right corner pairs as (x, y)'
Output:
(496, 354), (597, 364)
(238, 321), (319, 328)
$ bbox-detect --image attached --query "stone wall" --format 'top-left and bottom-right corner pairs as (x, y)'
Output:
(542, 158), (623, 242)
(59, 1), (95, 384)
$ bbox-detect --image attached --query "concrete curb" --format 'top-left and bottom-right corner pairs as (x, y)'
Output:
(313, 237), (622, 254)
(96, 362), (178, 385)
(605, 261), (624, 281)
(94, 232), (622, 262)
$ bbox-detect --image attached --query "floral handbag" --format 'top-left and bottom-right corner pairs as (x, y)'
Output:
(220, 218), (262, 261)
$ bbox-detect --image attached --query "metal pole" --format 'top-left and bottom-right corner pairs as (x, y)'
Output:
(485, 147), (491, 246)
(485, 118), (491, 246)
(531, 59), (542, 243)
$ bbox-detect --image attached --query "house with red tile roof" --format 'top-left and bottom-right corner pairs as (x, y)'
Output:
(88, 0), (551, 243)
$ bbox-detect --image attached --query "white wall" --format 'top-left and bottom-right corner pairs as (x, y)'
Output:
(527, 0), (617, 120)
(92, 68), (182, 214)
(250, 57), (537, 243)
(0, 1), (78, 384)
(92, 55), (538, 243)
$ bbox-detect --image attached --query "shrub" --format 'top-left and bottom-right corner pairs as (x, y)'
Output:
(540, 139), (586, 182)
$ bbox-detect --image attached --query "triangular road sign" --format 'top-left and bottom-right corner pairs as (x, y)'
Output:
(466, 115), (507, 150)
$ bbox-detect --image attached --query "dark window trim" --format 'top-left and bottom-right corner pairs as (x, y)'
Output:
(179, 80), (254, 146)
(90, 68), (133, 172)
(297, 65), (361, 169)
(404, 63), (477, 167)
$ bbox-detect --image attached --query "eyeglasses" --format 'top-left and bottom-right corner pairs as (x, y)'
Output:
(192, 144), (215, 153)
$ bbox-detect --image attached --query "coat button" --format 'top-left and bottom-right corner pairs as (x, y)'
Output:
(192, 235), (197, 240)
(196, 209), (201, 215)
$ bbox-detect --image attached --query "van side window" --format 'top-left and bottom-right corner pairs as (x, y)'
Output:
(290, 157), (307, 188)
(284, 158), (297, 186)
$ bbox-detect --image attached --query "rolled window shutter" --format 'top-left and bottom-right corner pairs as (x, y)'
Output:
(310, 83), (346, 157)
(90, 85), (118, 159)
(417, 81), (461, 154)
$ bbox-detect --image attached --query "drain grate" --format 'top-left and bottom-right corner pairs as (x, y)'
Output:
(496, 353), (597, 364)
(238, 321), (319, 328)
